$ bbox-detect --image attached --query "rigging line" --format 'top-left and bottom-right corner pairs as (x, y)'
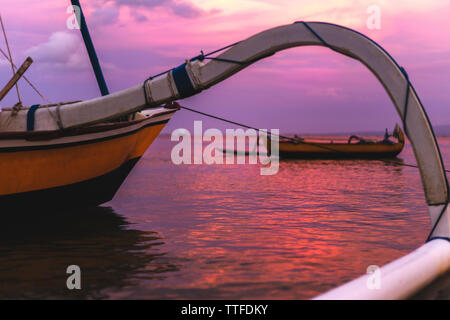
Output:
(144, 42), (242, 83)
(0, 13), (21, 104)
(0, 47), (50, 104)
(177, 104), (450, 173)
(203, 41), (242, 57)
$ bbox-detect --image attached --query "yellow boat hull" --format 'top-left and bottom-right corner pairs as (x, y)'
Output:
(278, 140), (404, 159)
(0, 110), (175, 210)
(275, 127), (405, 159)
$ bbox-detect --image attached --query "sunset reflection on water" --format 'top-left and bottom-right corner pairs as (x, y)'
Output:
(106, 136), (437, 299)
(0, 135), (439, 299)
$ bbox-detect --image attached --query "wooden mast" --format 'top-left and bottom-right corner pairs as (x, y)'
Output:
(70, 0), (109, 96)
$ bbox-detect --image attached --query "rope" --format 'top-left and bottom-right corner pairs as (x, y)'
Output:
(0, 13), (21, 104)
(0, 47), (50, 104)
(143, 41), (245, 106)
(400, 67), (411, 136)
(298, 21), (357, 60)
(176, 103), (446, 171)
(191, 49), (247, 65)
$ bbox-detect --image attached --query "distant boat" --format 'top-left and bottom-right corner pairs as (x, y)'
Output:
(219, 125), (404, 159)
(274, 125), (405, 159)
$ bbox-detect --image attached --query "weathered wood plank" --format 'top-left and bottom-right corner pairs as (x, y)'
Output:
(0, 56), (33, 101)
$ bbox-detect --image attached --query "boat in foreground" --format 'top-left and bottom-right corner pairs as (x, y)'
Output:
(0, 106), (176, 210)
(0, 2), (178, 210)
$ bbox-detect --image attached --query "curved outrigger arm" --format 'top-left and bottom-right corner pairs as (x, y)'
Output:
(3, 22), (449, 240)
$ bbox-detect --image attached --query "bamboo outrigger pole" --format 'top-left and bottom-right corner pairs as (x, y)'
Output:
(70, 0), (109, 96)
(0, 57), (33, 102)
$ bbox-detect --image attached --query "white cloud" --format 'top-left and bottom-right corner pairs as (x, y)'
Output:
(25, 31), (90, 71)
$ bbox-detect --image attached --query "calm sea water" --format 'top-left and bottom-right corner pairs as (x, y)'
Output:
(1, 136), (450, 299)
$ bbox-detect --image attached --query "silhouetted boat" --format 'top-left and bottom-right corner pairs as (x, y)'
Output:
(275, 125), (404, 159)
(219, 125), (404, 159)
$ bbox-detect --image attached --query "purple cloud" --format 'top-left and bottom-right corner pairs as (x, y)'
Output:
(91, 5), (120, 26)
(111, 0), (205, 19)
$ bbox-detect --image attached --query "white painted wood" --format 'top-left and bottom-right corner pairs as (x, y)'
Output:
(314, 239), (450, 300)
(428, 205), (450, 240)
(0, 109), (174, 148)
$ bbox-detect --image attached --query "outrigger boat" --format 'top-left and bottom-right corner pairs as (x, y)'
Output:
(0, 2), (449, 298)
(0, 105), (176, 210)
(276, 125), (405, 158)
(219, 125), (405, 158)
(0, 2), (177, 210)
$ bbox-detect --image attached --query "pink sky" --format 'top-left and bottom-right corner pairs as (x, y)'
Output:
(1, 0), (450, 133)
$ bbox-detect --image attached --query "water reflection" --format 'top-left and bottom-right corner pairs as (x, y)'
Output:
(0, 206), (178, 299)
(110, 140), (431, 299)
